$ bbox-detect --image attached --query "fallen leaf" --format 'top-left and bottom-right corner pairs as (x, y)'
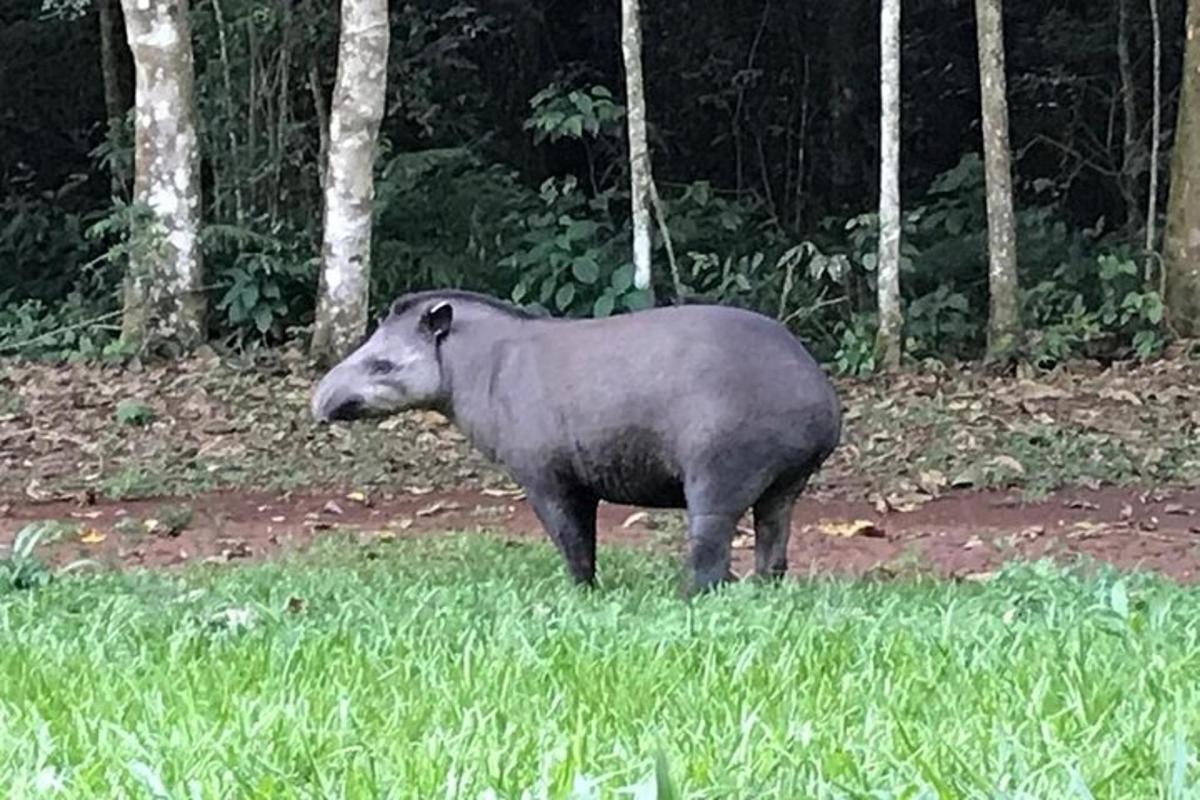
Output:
(390, 517), (414, 530)
(373, 530), (397, 542)
(1067, 521), (1109, 540)
(917, 470), (948, 495)
(346, 491), (370, 505)
(884, 492), (933, 513)
(990, 455), (1026, 477)
(622, 511), (651, 529)
(1164, 503), (1195, 516)
(963, 535), (984, 550)
(481, 487), (524, 498)
(79, 528), (106, 544)
(1064, 499), (1099, 510)
(405, 486), (435, 496)
(731, 533), (753, 549)
(1120, 504), (1134, 521)
(322, 500), (344, 516)
(416, 500), (461, 517)
(270, 515), (286, 523)
(818, 519), (885, 538)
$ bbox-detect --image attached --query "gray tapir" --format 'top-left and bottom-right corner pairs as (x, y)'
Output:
(311, 289), (841, 594)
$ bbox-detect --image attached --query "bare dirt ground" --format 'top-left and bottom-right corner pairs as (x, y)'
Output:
(5, 482), (1200, 583)
(4, 351), (1200, 583)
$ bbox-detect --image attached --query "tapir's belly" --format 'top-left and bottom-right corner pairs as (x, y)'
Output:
(570, 427), (687, 508)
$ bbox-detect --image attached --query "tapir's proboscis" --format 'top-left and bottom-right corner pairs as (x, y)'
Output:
(311, 290), (842, 595)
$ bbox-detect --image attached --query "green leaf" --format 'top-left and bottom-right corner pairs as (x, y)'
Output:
(592, 294), (615, 318)
(253, 305), (273, 334)
(555, 283), (577, 311)
(1110, 580), (1129, 618)
(115, 399), (155, 427)
(572, 256), (600, 285)
(622, 288), (654, 312)
(611, 264), (635, 293)
(539, 275), (557, 304)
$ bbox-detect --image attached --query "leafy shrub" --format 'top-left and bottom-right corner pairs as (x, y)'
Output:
(501, 176), (653, 316)
(204, 220), (316, 345)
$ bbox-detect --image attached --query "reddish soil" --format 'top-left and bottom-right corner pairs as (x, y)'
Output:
(3, 484), (1200, 582)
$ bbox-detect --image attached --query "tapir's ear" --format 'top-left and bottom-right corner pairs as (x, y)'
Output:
(421, 301), (453, 341)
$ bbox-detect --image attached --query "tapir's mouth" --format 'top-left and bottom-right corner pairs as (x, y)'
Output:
(315, 395), (399, 424)
(325, 397), (367, 421)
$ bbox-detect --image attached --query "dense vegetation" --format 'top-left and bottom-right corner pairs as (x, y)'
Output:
(0, 0), (1188, 370)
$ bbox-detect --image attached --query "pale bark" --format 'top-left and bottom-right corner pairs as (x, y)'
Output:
(1163, 0), (1200, 337)
(311, 0), (390, 364)
(120, 0), (206, 350)
(876, 0), (902, 371)
(974, 0), (1021, 355)
(621, 0), (653, 295)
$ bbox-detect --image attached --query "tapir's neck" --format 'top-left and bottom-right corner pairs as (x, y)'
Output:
(437, 315), (531, 459)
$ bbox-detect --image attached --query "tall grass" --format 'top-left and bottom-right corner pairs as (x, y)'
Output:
(2, 533), (1199, 798)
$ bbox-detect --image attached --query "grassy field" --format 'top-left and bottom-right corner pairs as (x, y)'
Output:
(3, 533), (1200, 798)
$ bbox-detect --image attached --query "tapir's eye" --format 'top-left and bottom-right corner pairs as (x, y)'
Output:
(366, 358), (396, 375)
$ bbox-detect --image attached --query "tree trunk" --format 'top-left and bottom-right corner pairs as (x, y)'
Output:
(310, 0), (390, 364)
(1145, 0), (1163, 269)
(1117, 0), (1144, 232)
(1163, 0), (1200, 337)
(827, 0), (866, 211)
(621, 0), (654, 296)
(876, 0), (902, 371)
(974, 0), (1021, 356)
(120, 0), (206, 352)
(98, 0), (129, 196)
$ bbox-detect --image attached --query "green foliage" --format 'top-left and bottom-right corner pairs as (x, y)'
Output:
(0, 523), (56, 593)
(0, 292), (124, 362)
(0, 194), (97, 304)
(1025, 249), (1165, 366)
(501, 176), (652, 316)
(115, 399), (154, 427)
(205, 221), (316, 344)
(833, 312), (879, 376)
(370, 147), (535, 308)
(524, 83), (626, 144)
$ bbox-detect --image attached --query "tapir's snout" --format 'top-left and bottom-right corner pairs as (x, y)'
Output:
(310, 364), (365, 424)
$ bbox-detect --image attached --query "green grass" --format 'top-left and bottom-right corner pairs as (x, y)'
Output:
(3, 535), (1200, 798)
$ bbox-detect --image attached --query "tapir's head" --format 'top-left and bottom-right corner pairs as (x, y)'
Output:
(310, 299), (453, 423)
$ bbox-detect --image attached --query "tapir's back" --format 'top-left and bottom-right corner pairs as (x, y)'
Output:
(521, 303), (841, 460)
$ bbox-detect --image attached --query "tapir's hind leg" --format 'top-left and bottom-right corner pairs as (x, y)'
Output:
(525, 485), (599, 586)
(753, 466), (817, 580)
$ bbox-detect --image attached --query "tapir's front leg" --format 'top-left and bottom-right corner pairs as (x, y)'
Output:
(524, 484), (599, 585)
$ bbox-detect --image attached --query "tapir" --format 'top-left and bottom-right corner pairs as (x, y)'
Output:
(311, 289), (841, 594)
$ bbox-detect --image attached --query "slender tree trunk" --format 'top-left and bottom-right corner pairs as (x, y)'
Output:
(98, 0), (129, 196)
(310, 0), (390, 364)
(621, 0), (654, 297)
(120, 0), (206, 351)
(1117, 0), (1144, 231)
(876, 0), (902, 370)
(1163, 0), (1200, 337)
(1145, 0), (1163, 268)
(827, 0), (866, 211)
(974, 0), (1021, 356)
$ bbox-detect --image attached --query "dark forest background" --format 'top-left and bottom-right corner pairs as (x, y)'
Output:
(0, 0), (1186, 371)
